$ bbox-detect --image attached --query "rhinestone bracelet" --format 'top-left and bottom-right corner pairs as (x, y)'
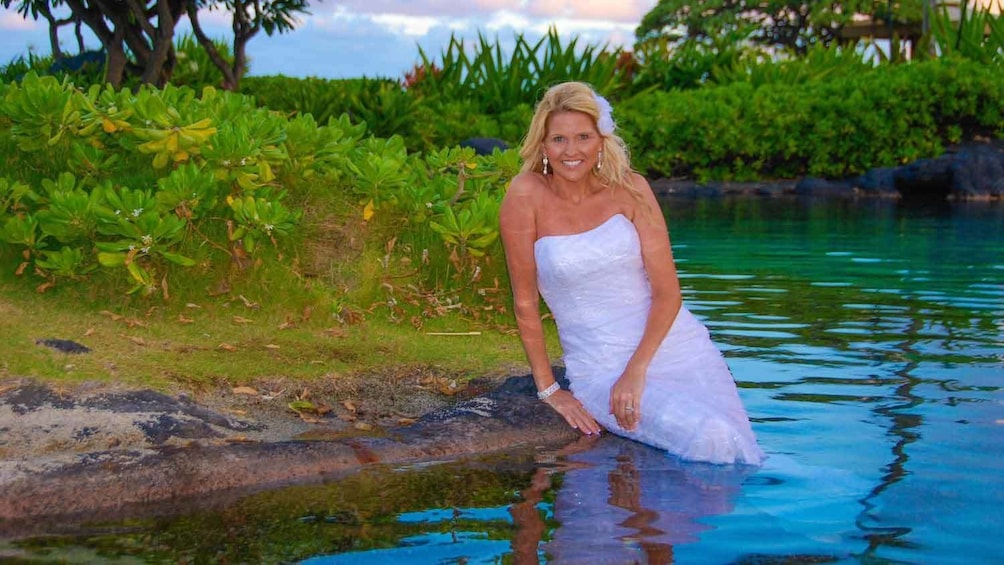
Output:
(536, 381), (560, 400)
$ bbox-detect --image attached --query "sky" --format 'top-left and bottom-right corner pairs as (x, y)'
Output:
(0, 0), (657, 80)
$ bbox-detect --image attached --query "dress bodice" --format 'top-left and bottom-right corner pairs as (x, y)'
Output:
(534, 213), (651, 333)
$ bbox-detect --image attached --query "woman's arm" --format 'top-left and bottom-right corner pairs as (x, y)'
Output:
(609, 174), (683, 431)
(500, 175), (601, 435)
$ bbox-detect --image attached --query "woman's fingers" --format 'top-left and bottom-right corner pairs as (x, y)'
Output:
(610, 395), (640, 431)
(566, 404), (600, 435)
(547, 392), (601, 435)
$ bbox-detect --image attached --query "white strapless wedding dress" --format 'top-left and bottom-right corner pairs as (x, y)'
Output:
(534, 214), (765, 465)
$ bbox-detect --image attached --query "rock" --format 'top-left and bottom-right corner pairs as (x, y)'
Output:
(892, 139), (1003, 200)
(649, 138), (1002, 201)
(459, 137), (508, 156)
(0, 371), (578, 527)
(48, 50), (105, 74)
(949, 143), (1004, 199)
(35, 338), (91, 354)
(794, 177), (858, 197)
(851, 167), (898, 196)
(894, 156), (954, 200)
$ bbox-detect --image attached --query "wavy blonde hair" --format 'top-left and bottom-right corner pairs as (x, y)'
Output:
(518, 82), (635, 193)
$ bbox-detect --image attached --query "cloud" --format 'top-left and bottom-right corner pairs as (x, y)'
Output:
(314, 0), (655, 24)
(0, 11), (40, 31)
(370, 13), (443, 36)
(316, 1), (520, 19)
(524, 0), (654, 23)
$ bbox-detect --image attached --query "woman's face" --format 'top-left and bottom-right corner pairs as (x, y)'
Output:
(543, 111), (602, 182)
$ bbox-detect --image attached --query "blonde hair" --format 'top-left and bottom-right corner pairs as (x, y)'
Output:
(518, 82), (634, 192)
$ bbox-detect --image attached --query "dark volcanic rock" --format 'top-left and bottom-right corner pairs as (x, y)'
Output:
(83, 389), (260, 432)
(950, 143), (1004, 198)
(459, 137), (509, 156)
(794, 177), (858, 197)
(3, 381), (77, 414)
(650, 138), (1002, 201)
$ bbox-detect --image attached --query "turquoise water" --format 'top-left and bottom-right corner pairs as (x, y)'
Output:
(5, 197), (1002, 563)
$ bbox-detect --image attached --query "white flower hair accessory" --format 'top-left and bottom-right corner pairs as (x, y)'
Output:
(594, 93), (615, 136)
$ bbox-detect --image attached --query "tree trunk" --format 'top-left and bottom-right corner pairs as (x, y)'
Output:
(188, 2), (246, 91)
(36, 3), (64, 60)
(140, 0), (177, 87)
(229, 38), (249, 91)
(104, 39), (128, 88)
(75, 21), (85, 52)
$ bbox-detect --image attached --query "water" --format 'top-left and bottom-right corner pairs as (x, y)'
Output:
(3, 197), (1002, 563)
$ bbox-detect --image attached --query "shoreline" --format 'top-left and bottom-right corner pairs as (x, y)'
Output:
(0, 372), (578, 533)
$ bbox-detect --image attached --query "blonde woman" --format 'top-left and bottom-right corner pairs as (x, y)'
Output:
(500, 82), (764, 465)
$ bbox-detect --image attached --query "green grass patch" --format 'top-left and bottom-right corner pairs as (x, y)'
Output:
(0, 275), (549, 393)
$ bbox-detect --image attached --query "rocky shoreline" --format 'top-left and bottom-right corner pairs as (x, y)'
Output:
(0, 372), (577, 535)
(649, 137), (1003, 201)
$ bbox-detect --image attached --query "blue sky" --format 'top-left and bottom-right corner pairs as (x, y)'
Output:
(0, 1), (656, 80)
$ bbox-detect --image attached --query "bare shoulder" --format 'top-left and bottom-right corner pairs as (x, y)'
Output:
(628, 172), (657, 200)
(623, 173), (668, 233)
(502, 173), (545, 214)
(500, 172), (544, 233)
(506, 172), (546, 199)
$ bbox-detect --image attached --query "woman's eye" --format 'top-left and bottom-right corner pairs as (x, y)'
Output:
(578, 134), (590, 141)
(551, 136), (564, 143)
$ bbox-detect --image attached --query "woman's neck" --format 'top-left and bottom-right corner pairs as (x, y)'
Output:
(548, 175), (602, 204)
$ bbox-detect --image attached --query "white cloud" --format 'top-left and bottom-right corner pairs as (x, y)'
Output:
(371, 13), (443, 36)
(525, 0), (655, 23)
(0, 11), (40, 31)
(483, 10), (532, 32)
(315, 0), (655, 23)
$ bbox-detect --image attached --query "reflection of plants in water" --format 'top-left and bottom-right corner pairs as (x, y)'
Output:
(855, 319), (925, 558)
(13, 454), (558, 562)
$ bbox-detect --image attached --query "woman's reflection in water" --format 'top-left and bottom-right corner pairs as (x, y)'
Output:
(511, 435), (755, 564)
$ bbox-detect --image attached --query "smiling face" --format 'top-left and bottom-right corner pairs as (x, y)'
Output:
(543, 111), (603, 182)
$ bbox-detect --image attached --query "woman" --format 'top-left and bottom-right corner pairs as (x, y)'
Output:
(499, 82), (764, 465)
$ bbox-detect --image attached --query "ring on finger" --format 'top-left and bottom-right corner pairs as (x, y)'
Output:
(625, 406), (635, 413)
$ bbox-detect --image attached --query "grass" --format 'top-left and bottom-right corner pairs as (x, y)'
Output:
(0, 272), (547, 394)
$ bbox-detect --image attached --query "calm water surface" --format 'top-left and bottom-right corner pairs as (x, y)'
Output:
(5, 197), (1002, 563)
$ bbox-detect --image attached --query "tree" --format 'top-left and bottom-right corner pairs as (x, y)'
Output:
(2, 0), (310, 89)
(636, 1), (925, 54)
(2, 0), (86, 61)
(187, 0), (308, 91)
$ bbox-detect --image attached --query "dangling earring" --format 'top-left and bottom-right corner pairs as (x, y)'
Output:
(542, 155), (550, 175)
(595, 150), (603, 172)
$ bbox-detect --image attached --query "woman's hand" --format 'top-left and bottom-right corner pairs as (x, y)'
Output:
(545, 390), (602, 435)
(610, 366), (646, 431)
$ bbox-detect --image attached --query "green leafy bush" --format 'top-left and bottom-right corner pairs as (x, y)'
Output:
(241, 76), (419, 144)
(0, 74), (340, 296)
(619, 58), (1004, 181)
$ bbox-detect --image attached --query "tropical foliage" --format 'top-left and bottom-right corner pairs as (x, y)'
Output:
(619, 58), (1002, 181)
(635, 1), (925, 53)
(0, 4), (1001, 329)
